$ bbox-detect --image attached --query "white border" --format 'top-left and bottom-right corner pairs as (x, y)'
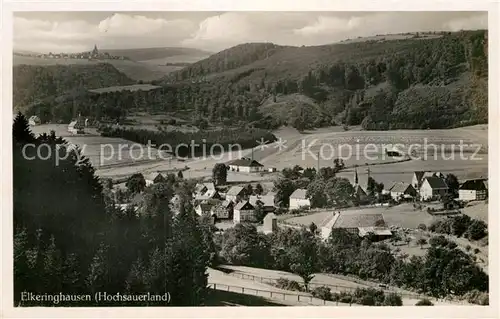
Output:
(1, 1), (499, 318)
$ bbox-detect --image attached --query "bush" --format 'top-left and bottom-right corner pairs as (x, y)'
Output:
(465, 219), (487, 240)
(274, 278), (303, 292)
(418, 223), (427, 231)
(464, 290), (489, 305)
(383, 293), (403, 306)
(353, 288), (385, 306)
(311, 286), (332, 301)
(474, 248), (480, 254)
(415, 298), (434, 306)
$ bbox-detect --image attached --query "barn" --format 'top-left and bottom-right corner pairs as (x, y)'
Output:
(459, 179), (488, 201)
(228, 158), (264, 173)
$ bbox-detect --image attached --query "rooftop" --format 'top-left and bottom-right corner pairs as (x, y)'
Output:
(290, 188), (308, 199)
(226, 186), (245, 196)
(423, 176), (448, 189)
(228, 158), (264, 167)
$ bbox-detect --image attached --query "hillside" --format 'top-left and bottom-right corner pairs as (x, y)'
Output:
(100, 47), (211, 62)
(12, 55), (175, 81)
(13, 63), (134, 119)
(14, 30), (488, 131)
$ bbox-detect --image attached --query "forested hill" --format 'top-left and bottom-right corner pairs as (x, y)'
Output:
(14, 30), (487, 131)
(13, 63), (134, 110)
(165, 43), (291, 82)
(159, 30), (487, 130)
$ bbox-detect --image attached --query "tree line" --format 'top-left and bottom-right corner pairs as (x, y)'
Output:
(99, 125), (277, 158)
(15, 30), (487, 132)
(216, 223), (488, 299)
(13, 113), (212, 306)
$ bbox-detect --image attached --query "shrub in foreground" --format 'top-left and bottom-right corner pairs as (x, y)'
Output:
(415, 298), (434, 306)
(311, 286), (332, 301)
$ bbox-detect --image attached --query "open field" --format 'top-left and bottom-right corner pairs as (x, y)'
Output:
(13, 55), (173, 81)
(29, 124), (487, 187)
(461, 201), (488, 223)
(284, 203), (445, 230)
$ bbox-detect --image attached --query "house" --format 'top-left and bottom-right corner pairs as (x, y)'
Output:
(225, 186), (247, 202)
(389, 182), (417, 201)
(459, 179), (488, 201)
(262, 213), (278, 234)
(420, 176), (449, 201)
(233, 200), (256, 223)
(319, 211), (392, 241)
(268, 167), (277, 172)
(145, 172), (165, 186)
(28, 115), (41, 126)
(289, 189), (310, 210)
(68, 119), (85, 134)
(249, 195), (276, 213)
(411, 171), (445, 190)
(194, 189), (222, 202)
(211, 200), (234, 220)
(228, 158), (265, 173)
(195, 203), (213, 216)
(195, 182), (215, 196)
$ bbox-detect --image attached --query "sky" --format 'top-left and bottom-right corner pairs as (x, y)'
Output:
(13, 11), (488, 53)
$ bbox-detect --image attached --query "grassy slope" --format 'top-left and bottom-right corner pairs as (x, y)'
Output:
(13, 55), (176, 81)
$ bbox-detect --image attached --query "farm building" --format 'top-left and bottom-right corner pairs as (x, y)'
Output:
(145, 172), (165, 186)
(195, 203), (213, 216)
(249, 195), (276, 213)
(28, 115), (41, 126)
(289, 189), (311, 210)
(420, 176), (449, 201)
(319, 211), (392, 241)
(262, 213), (278, 234)
(211, 200), (234, 220)
(459, 179), (488, 201)
(389, 182), (417, 201)
(68, 118), (85, 134)
(225, 186), (248, 202)
(228, 158), (265, 173)
(411, 171), (445, 190)
(233, 200), (256, 223)
(268, 167), (277, 172)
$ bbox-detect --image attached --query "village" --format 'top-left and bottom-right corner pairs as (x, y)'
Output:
(110, 154), (489, 243)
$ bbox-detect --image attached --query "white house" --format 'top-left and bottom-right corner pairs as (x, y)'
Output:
(28, 115), (41, 126)
(233, 200), (256, 223)
(195, 203), (213, 216)
(420, 177), (449, 201)
(411, 171), (445, 190)
(68, 118), (85, 134)
(389, 182), (417, 201)
(225, 186), (247, 202)
(228, 158), (264, 173)
(459, 179), (488, 201)
(145, 172), (165, 186)
(289, 189), (310, 210)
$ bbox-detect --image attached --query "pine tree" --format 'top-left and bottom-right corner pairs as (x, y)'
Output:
(12, 112), (35, 144)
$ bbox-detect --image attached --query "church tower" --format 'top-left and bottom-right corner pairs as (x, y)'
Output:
(92, 44), (99, 57)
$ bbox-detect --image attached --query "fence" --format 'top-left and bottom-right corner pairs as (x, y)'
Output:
(222, 270), (441, 302)
(207, 283), (349, 306)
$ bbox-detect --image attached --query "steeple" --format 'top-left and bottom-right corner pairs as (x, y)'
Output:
(92, 44), (99, 56)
